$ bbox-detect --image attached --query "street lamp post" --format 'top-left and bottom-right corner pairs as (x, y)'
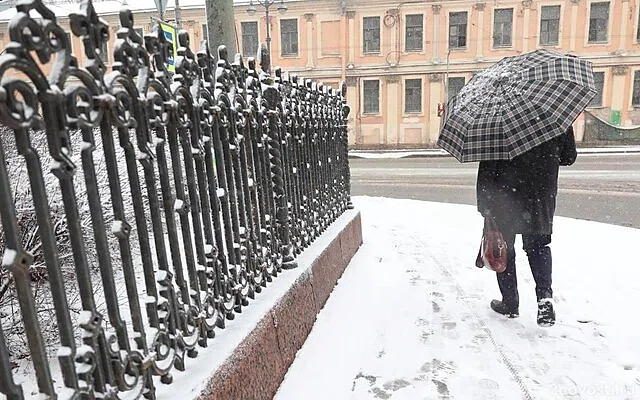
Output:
(247, 0), (287, 70)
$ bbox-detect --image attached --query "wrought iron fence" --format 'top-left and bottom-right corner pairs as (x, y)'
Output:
(0, 0), (352, 398)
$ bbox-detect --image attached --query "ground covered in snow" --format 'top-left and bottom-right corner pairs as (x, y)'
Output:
(275, 196), (640, 400)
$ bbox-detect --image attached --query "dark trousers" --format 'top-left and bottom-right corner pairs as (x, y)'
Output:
(497, 231), (553, 306)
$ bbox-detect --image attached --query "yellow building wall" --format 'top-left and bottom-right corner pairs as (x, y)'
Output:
(1, 0), (640, 148)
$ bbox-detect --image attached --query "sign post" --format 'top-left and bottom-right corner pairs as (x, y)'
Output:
(153, 0), (169, 22)
(151, 17), (179, 73)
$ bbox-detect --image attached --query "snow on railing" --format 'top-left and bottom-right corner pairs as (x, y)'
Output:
(0, 0), (352, 398)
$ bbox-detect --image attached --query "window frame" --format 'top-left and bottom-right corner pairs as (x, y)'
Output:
(539, 5), (561, 46)
(202, 23), (208, 42)
(448, 11), (468, 50)
(589, 71), (605, 107)
(280, 18), (299, 57)
(99, 40), (109, 64)
(447, 76), (466, 103)
(632, 70), (640, 107)
(404, 78), (423, 114)
(492, 8), (514, 48)
(405, 14), (424, 52)
(362, 79), (381, 115)
(363, 16), (381, 54)
(587, 1), (610, 44)
(241, 21), (260, 58)
(636, 4), (640, 42)
(65, 32), (73, 53)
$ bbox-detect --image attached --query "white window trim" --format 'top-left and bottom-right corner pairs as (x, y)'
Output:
(65, 32), (73, 54)
(490, 6), (516, 50)
(446, 8), (471, 52)
(361, 15), (383, 57)
(279, 17), (300, 58)
(445, 74), (468, 103)
(240, 20), (262, 58)
(536, 2), (564, 48)
(100, 41), (110, 65)
(403, 76), (424, 116)
(361, 78), (382, 116)
(635, 2), (640, 43)
(403, 13), (425, 54)
(629, 68), (640, 110)
(584, 0), (613, 46)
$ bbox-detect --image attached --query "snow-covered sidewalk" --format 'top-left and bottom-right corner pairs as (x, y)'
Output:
(275, 196), (640, 400)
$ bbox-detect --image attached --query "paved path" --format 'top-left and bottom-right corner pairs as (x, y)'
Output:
(275, 197), (640, 400)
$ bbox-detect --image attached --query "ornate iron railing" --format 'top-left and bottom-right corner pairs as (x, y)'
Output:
(0, 0), (352, 398)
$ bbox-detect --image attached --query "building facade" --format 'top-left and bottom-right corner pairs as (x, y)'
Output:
(2, 0), (640, 147)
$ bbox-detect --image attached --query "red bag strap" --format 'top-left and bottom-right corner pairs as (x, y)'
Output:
(484, 216), (499, 233)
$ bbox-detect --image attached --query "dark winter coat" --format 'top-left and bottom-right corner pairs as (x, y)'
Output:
(476, 126), (577, 235)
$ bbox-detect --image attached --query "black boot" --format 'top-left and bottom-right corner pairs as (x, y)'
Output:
(537, 298), (555, 327)
(490, 299), (519, 318)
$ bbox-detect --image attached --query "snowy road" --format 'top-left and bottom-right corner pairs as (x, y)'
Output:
(350, 154), (640, 229)
(275, 197), (640, 400)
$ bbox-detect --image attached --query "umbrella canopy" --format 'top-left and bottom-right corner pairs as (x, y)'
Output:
(437, 49), (597, 162)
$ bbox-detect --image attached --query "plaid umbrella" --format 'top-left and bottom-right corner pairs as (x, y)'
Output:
(437, 49), (597, 162)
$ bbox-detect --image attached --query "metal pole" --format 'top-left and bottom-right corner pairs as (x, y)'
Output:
(175, 0), (182, 27)
(265, 3), (271, 67)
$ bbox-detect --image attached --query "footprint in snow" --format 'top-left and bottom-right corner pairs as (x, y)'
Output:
(473, 378), (501, 400)
(382, 379), (411, 392)
(431, 379), (450, 397)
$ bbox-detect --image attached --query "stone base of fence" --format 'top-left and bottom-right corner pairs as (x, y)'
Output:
(194, 209), (362, 400)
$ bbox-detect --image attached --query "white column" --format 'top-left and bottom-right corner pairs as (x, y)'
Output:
(428, 74), (443, 143)
(619, 0), (630, 52)
(570, 0), (579, 52)
(386, 76), (399, 145)
(346, 78), (358, 145)
(304, 13), (314, 69)
(347, 11), (356, 63)
(475, 3), (485, 60)
(522, 1), (531, 52)
(611, 66), (628, 112)
(432, 5), (441, 63)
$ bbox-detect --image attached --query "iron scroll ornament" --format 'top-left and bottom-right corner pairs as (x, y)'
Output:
(0, 0), (351, 397)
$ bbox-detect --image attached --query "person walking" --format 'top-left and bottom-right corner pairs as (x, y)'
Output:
(475, 125), (578, 327)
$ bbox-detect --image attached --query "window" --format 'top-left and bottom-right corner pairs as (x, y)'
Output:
(637, 11), (640, 41)
(99, 40), (108, 63)
(202, 24), (208, 42)
(65, 32), (72, 52)
(540, 5), (560, 46)
(405, 14), (423, 52)
(241, 21), (259, 58)
(589, 72), (604, 107)
(404, 79), (422, 113)
(363, 80), (380, 114)
(588, 2), (609, 43)
(280, 19), (299, 56)
(447, 77), (466, 102)
(632, 71), (640, 106)
(363, 16), (380, 54)
(493, 8), (513, 48)
(449, 12), (467, 49)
